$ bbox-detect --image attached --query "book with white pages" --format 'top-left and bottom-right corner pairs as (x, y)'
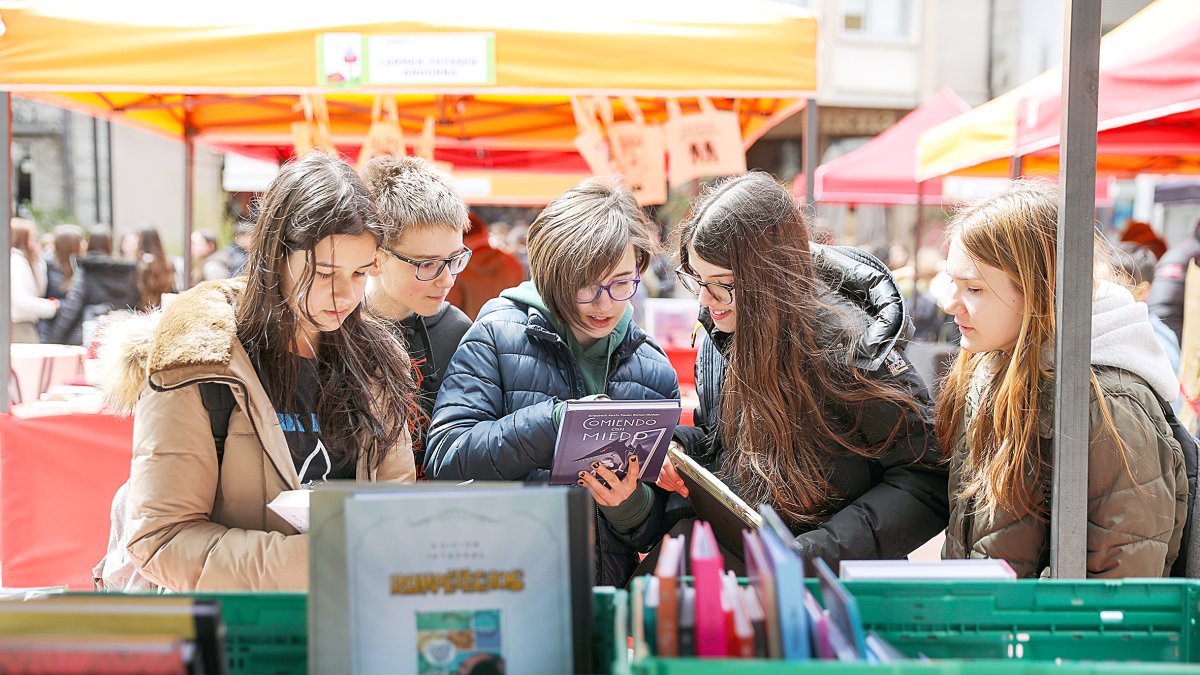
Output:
(838, 559), (1017, 581)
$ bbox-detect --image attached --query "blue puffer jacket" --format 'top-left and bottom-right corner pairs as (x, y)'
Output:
(425, 291), (680, 586)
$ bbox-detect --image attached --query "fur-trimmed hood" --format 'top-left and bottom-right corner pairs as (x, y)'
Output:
(98, 279), (244, 415)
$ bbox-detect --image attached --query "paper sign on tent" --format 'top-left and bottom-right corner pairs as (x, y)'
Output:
(608, 122), (667, 206)
(356, 95), (407, 171)
(664, 98), (747, 188)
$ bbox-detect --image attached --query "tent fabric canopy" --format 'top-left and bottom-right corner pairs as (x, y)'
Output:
(793, 88), (970, 204)
(0, 1), (816, 151)
(916, 0), (1200, 180)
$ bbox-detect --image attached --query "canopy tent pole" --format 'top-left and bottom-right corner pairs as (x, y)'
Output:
(1, 93), (11, 413)
(910, 180), (925, 320)
(803, 98), (818, 211)
(183, 96), (195, 289)
(1009, 154), (1023, 179)
(1050, 0), (1101, 580)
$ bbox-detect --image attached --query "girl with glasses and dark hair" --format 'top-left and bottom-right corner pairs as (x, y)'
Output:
(656, 171), (948, 571)
(425, 177), (680, 587)
(97, 152), (417, 591)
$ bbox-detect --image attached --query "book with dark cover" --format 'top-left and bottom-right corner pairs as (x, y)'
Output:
(668, 445), (762, 558)
(551, 399), (681, 485)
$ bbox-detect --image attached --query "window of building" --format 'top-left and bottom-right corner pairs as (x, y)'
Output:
(842, 0), (914, 39)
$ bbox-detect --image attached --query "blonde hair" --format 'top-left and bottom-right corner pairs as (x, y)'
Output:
(361, 155), (469, 249)
(935, 180), (1124, 518)
(527, 177), (655, 332)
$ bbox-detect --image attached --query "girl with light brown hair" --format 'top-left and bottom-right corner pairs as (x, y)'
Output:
(939, 180), (1188, 577)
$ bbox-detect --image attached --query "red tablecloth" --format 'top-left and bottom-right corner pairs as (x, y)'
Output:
(0, 405), (133, 590)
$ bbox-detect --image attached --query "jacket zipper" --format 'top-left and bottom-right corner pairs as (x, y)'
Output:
(961, 496), (975, 559)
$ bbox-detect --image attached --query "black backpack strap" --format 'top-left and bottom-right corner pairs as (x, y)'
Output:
(1153, 394), (1200, 578)
(198, 382), (237, 466)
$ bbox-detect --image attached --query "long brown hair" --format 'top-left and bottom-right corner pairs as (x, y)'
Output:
(935, 180), (1124, 518)
(9, 218), (39, 267)
(135, 229), (175, 310)
(52, 224), (85, 293)
(678, 172), (926, 527)
(238, 151), (416, 473)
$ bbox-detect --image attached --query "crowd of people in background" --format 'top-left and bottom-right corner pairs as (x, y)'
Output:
(6, 150), (1192, 592)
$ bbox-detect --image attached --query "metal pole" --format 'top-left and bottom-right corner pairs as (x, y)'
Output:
(1050, 0), (1100, 580)
(1, 93), (12, 413)
(183, 97), (194, 289)
(911, 180), (925, 322)
(804, 98), (818, 210)
(1009, 154), (1023, 180)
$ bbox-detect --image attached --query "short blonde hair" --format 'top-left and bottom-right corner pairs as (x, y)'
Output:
(362, 156), (469, 249)
(527, 178), (655, 331)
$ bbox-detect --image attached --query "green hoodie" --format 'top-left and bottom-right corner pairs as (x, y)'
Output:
(500, 281), (632, 398)
(500, 281), (653, 530)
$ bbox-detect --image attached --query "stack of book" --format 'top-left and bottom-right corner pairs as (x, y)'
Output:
(0, 594), (227, 674)
(629, 506), (907, 664)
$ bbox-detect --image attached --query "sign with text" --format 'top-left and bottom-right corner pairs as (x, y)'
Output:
(320, 33), (495, 87)
(367, 33), (494, 86)
(608, 122), (667, 206)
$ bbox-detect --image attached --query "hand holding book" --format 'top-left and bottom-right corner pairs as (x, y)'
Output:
(655, 441), (690, 497)
(578, 453), (646, 506)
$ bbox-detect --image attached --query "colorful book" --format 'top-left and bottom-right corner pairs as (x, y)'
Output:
(723, 571), (756, 658)
(757, 504), (810, 661)
(653, 534), (686, 657)
(678, 586), (697, 657)
(814, 558), (869, 661)
(740, 584), (768, 658)
(690, 520), (728, 657)
(742, 529), (782, 658)
(551, 399), (681, 485)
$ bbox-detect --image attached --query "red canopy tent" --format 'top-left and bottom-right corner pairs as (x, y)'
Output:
(793, 88), (969, 204)
(1013, 2), (1200, 173)
(917, 0), (1200, 179)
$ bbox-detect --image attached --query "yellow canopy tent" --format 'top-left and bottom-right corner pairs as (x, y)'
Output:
(0, 1), (817, 176)
(915, 0), (1200, 180)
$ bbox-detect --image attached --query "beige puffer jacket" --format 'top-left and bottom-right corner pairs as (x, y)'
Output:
(943, 367), (1187, 578)
(100, 279), (414, 591)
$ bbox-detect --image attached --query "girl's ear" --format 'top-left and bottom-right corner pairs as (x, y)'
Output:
(368, 253), (382, 277)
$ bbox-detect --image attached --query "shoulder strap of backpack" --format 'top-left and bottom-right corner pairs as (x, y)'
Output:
(198, 382), (237, 466)
(1152, 393), (1200, 578)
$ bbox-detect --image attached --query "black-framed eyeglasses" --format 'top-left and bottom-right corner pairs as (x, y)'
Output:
(383, 247), (473, 281)
(675, 268), (735, 304)
(575, 275), (642, 304)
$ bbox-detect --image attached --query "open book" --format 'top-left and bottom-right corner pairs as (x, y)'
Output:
(668, 444), (761, 555)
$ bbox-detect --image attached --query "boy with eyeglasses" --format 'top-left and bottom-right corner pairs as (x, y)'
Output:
(363, 156), (474, 479)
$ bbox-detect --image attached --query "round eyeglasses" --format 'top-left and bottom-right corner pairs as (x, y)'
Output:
(575, 275), (642, 304)
(383, 247), (473, 281)
(675, 268), (735, 304)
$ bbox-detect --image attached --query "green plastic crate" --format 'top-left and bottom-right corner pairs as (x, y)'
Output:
(191, 592), (306, 675)
(631, 658), (1200, 674)
(843, 579), (1200, 663)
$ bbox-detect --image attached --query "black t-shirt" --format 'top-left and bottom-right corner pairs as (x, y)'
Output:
(384, 303), (472, 478)
(259, 356), (356, 484)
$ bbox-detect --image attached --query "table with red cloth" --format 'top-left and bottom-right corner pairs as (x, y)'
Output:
(0, 403), (133, 590)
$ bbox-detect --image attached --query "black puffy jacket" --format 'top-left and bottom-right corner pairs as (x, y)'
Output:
(46, 254), (139, 345)
(425, 294), (680, 586)
(675, 244), (949, 569)
(1149, 222), (1200, 341)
